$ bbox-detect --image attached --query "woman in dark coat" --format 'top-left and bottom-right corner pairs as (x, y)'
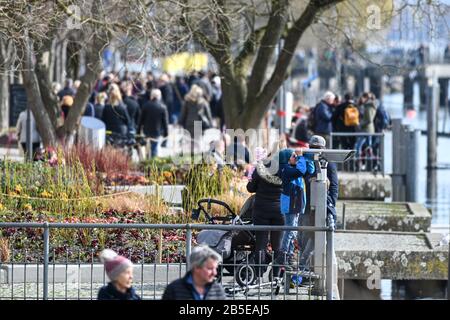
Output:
(246, 155), (284, 278)
(101, 83), (132, 136)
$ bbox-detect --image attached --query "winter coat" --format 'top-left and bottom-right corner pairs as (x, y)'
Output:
(159, 83), (175, 118)
(179, 99), (213, 136)
(173, 81), (189, 115)
(279, 156), (315, 215)
(360, 101), (377, 133)
(83, 102), (95, 117)
(162, 272), (226, 300)
(246, 162), (283, 219)
(304, 162), (339, 222)
(97, 282), (141, 300)
(314, 101), (333, 134)
(294, 117), (310, 143)
(101, 102), (132, 136)
(94, 103), (105, 120)
(57, 87), (75, 100)
(123, 95), (140, 132)
(138, 100), (169, 139)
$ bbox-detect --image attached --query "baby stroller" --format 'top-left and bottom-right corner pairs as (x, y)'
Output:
(192, 195), (283, 295)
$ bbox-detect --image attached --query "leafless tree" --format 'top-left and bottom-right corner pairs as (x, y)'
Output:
(0, 0), (181, 147)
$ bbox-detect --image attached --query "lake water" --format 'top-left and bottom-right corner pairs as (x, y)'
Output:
(383, 93), (450, 227)
(379, 93), (449, 300)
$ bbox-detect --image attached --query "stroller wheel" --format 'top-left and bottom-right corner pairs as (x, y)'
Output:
(235, 263), (257, 288)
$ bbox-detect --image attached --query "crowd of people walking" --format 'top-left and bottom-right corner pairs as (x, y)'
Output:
(288, 90), (391, 170)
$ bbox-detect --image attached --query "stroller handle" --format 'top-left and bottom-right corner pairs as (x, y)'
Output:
(196, 198), (237, 217)
(194, 198), (238, 224)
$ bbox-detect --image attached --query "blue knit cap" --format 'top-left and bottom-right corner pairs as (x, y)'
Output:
(278, 148), (294, 166)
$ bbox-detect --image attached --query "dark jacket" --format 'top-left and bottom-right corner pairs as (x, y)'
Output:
(161, 272), (226, 300)
(179, 99), (213, 136)
(101, 102), (132, 136)
(97, 282), (141, 300)
(57, 87), (75, 100)
(138, 100), (169, 138)
(138, 91), (151, 109)
(159, 83), (175, 119)
(246, 162), (283, 218)
(173, 81), (189, 116)
(123, 95), (140, 132)
(294, 118), (309, 143)
(83, 102), (95, 117)
(332, 100), (358, 132)
(94, 103), (105, 120)
(314, 101), (333, 134)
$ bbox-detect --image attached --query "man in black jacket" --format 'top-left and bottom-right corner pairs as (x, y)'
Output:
(162, 245), (226, 300)
(138, 89), (169, 158)
(122, 81), (140, 134)
(158, 73), (176, 124)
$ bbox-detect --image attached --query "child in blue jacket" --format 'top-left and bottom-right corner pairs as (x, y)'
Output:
(278, 148), (315, 267)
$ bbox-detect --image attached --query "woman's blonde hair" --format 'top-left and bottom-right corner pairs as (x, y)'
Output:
(185, 84), (204, 103)
(108, 83), (122, 106)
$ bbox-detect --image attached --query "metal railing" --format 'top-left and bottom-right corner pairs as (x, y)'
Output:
(0, 222), (335, 300)
(330, 132), (385, 174)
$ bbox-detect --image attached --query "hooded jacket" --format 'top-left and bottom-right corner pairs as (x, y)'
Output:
(279, 154), (315, 215)
(246, 162), (283, 218)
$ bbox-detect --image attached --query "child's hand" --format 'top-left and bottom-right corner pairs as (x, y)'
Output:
(294, 148), (304, 156)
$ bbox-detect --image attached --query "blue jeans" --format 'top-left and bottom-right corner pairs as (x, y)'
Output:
(281, 213), (299, 258)
(355, 136), (372, 158)
(150, 140), (159, 158)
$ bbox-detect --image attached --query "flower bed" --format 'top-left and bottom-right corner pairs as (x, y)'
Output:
(0, 150), (252, 263)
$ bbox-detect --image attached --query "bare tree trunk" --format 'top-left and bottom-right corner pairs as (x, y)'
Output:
(60, 39), (67, 81)
(0, 38), (14, 133)
(59, 33), (108, 146)
(0, 74), (9, 132)
(20, 35), (58, 147)
(48, 38), (56, 83)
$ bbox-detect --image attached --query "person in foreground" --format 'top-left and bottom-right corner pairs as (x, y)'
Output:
(97, 249), (141, 300)
(162, 245), (226, 300)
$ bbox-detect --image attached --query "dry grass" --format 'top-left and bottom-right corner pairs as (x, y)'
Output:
(97, 193), (172, 219)
(210, 192), (249, 217)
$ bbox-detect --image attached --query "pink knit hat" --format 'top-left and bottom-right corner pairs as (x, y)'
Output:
(100, 249), (133, 281)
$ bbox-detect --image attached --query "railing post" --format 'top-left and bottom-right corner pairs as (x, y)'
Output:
(186, 224), (192, 271)
(43, 222), (49, 300)
(380, 133), (385, 175)
(326, 217), (335, 300)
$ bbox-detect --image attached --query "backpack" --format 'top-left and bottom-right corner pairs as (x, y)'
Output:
(374, 106), (391, 132)
(344, 104), (359, 127)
